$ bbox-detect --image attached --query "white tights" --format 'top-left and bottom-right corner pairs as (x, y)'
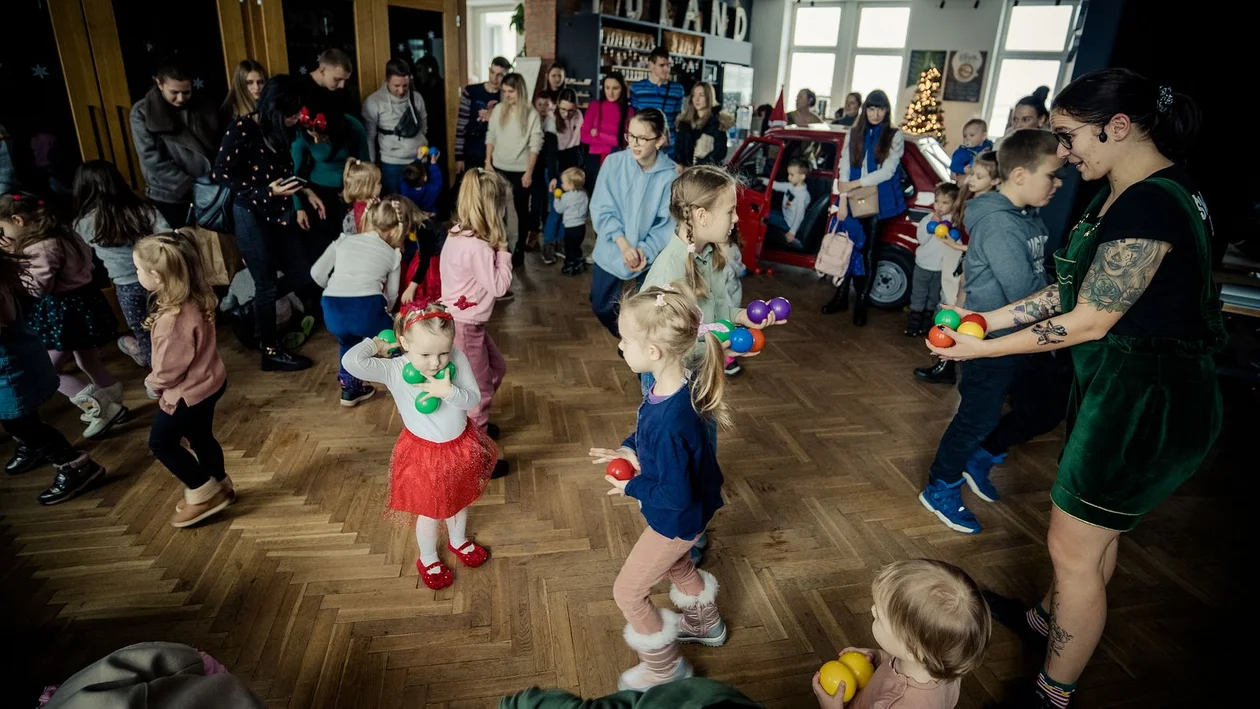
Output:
(415, 508), (469, 574)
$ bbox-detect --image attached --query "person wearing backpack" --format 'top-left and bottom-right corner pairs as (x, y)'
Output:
(363, 58), (429, 195)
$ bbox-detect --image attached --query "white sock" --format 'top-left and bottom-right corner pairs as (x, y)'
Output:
(445, 508), (469, 550)
(415, 516), (441, 571)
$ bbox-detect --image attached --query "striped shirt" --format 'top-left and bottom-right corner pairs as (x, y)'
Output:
(630, 79), (685, 145)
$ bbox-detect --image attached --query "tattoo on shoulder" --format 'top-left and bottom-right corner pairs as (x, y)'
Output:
(1079, 239), (1170, 313)
(1032, 319), (1067, 346)
(1012, 286), (1062, 326)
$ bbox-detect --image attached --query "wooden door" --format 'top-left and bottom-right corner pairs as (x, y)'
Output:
(360, 0), (462, 175)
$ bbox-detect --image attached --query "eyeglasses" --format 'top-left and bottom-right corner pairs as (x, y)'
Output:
(625, 132), (659, 146)
(1053, 123), (1091, 151)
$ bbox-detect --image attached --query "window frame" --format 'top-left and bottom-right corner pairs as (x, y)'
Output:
(983, 0), (1083, 131)
(785, 1), (911, 119)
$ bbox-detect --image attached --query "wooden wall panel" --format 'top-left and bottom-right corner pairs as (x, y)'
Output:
(47, 1), (107, 164)
(79, 0), (146, 192)
(217, 0), (251, 80)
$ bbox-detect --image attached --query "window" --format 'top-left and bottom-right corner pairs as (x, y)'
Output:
(850, 6), (909, 113)
(785, 3), (910, 118)
(987, 1), (1081, 131)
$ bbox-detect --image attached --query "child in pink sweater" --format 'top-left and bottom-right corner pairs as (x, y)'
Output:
(439, 169), (513, 476)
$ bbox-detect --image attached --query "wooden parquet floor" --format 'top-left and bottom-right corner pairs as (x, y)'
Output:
(0, 263), (1245, 708)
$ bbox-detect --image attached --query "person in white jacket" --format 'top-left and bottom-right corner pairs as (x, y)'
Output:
(362, 58), (428, 194)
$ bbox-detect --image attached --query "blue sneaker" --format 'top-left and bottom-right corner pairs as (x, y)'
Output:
(962, 449), (1005, 503)
(919, 479), (981, 534)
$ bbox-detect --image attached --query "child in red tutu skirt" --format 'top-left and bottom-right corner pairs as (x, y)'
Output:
(342, 302), (498, 590)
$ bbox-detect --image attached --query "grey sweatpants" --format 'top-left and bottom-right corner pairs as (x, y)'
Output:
(910, 265), (943, 311)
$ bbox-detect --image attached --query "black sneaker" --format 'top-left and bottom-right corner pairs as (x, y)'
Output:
(261, 346), (312, 372)
(724, 360), (742, 377)
(341, 384), (376, 407)
(914, 359), (956, 384)
(542, 244), (557, 265)
(486, 423), (501, 440)
(491, 460), (510, 479)
(983, 591), (1048, 650)
(38, 457), (105, 505)
(6, 442), (49, 475)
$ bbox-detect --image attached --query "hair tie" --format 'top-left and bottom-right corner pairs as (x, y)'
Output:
(660, 283), (676, 292)
(686, 243), (697, 254)
(655, 294), (666, 307)
(1157, 86), (1174, 114)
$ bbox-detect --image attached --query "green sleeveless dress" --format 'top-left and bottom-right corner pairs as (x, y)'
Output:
(1050, 178), (1227, 531)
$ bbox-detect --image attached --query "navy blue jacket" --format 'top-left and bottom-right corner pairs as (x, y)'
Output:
(622, 384), (724, 540)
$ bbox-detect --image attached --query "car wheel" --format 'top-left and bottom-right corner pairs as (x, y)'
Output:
(870, 247), (913, 310)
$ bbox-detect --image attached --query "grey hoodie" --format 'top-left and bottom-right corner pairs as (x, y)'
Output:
(362, 83), (428, 165)
(962, 191), (1049, 333)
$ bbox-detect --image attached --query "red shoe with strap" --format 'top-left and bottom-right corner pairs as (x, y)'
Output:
(417, 559), (453, 589)
(447, 540), (489, 568)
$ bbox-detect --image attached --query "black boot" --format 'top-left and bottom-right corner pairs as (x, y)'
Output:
(914, 358), (956, 383)
(6, 441), (51, 475)
(261, 345), (313, 372)
(852, 275), (872, 327)
(491, 460), (510, 479)
(38, 453), (106, 505)
(486, 423), (501, 440)
(904, 309), (924, 336)
(821, 283), (850, 314)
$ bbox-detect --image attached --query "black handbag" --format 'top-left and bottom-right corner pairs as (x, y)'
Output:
(191, 176), (234, 233)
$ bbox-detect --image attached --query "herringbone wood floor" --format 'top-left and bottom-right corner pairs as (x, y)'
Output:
(0, 263), (1245, 708)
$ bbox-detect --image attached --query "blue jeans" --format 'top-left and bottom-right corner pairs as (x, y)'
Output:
(767, 211), (790, 232)
(233, 203), (310, 346)
(927, 353), (1063, 485)
(380, 163), (405, 195)
(543, 208), (564, 246)
(590, 264), (645, 338)
(322, 294), (394, 384)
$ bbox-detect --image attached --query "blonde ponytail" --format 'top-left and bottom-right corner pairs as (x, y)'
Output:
(670, 165), (736, 301)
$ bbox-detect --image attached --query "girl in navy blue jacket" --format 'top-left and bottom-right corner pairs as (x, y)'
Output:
(589, 283), (728, 692)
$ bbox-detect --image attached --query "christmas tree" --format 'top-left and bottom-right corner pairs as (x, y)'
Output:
(901, 66), (945, 139)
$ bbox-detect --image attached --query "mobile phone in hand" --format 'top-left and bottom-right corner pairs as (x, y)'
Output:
(279, 176), (308, 187)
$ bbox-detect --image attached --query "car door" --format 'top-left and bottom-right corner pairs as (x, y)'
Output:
(729, 136), (785, 267)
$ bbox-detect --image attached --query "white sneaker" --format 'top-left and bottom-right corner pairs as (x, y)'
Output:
(72, 384), (128, 439)
(584, 255), (594, 265)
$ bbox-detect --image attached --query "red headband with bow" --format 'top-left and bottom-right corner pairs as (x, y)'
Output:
(298, 107), (328, 132)
(400, 302), (453, 330)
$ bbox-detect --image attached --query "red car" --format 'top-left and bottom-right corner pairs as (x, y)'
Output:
(728, 127), (953, 308)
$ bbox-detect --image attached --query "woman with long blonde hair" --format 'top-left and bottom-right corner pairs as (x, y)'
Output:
(673, 82), (730, 167)
(219, 60), (268, 125)
(485, 72), (543, 268)
(133, 234), (231, 528)
(438, 169), (513, 476)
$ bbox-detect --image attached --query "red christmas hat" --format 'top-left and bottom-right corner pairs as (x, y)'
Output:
(768, 87), (787, 129)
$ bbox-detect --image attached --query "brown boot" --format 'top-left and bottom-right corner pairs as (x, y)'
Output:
(171, 478), (234, 528)
(617, 609), (694, 691)
(672, 569), (727, 646)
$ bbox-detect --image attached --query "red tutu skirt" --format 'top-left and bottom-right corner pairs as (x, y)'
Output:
(387, 422), (496, 519)
(402, 253), (442, 310)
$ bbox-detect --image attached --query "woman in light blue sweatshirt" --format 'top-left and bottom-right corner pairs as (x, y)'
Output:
(589, 109), (677, 337)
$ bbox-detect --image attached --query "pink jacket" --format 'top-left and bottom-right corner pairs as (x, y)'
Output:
(581, 100), (634, 156)
(438, 225), (513, 324)
(22, 237), (94, 297)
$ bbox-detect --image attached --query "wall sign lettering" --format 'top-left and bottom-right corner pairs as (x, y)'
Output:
(615, 0), (749, 42)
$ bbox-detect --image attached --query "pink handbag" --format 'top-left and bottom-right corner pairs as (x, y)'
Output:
(814, 231), (854, 284)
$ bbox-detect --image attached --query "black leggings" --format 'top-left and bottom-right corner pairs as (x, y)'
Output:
(2, 412), (75, 463)
(497, 169), (533, 265)
(843, 214), (890, 299)
(232, 203), (313, 346)
(148, 384), (227, 490)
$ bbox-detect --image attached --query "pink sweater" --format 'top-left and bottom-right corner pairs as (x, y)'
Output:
(438, 226), (513, 324)
(22, 237), (94, 297)
(581, 100), (634, 156)
(145, 302), (228, 414)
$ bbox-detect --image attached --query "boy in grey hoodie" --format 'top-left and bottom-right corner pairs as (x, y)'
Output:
(919, 130), (1064, 535)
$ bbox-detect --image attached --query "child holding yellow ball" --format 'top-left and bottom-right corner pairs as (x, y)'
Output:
(812, 559), (990, 708)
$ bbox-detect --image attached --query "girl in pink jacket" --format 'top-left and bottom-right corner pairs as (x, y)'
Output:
(581, 73), (634, 192)
(438, 169), (513, 476)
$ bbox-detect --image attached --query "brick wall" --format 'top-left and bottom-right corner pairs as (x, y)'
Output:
(523, 0), (558, 61)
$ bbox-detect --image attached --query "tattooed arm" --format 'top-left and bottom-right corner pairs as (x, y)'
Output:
(929, 238), (1171, 360)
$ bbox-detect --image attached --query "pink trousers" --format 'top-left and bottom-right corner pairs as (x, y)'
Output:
(455, 321), (505, 430)
(613, 526), (705, 634)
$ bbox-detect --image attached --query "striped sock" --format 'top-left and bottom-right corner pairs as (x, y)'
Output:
(1035, 671), (1076, 708)
(1025, 602), (1050, 637)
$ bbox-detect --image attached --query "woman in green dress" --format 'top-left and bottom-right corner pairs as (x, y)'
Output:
(926, 68), (1225, 708)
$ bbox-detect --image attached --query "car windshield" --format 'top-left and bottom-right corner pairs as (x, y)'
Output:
(914, 137), (953, 182)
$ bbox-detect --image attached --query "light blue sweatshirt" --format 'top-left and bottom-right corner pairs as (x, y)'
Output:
(590, 149), (678, 280)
